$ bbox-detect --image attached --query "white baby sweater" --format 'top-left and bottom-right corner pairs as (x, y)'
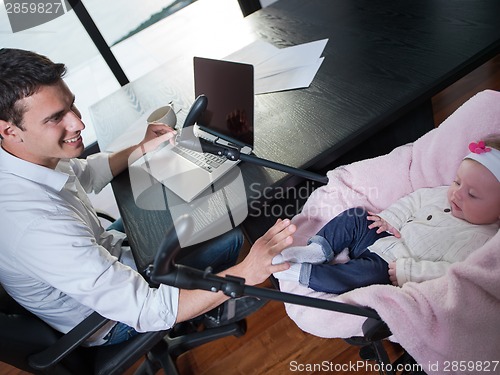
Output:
(369, 186), (498, 285)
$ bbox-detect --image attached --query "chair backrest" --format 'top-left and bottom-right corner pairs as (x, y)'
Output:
(0, 283), (178, 375)
(0, 284), (61, 372)
(0, 284), (96, 374)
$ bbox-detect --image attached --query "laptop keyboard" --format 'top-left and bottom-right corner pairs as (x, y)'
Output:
(172, 146), (226, 172)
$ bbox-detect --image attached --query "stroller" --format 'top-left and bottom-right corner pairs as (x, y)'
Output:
(279, 89), (500, 374)
(152, 90), (500, 374)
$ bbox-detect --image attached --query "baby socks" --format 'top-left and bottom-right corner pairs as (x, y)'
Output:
(274, 242), (333, 265)
(272, 242), (333, 284)
(272, 262), (303, 282)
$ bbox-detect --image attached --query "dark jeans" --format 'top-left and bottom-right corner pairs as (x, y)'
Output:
(108, 218), (243, 273)
(103, 220), (243, 345)
(306, 207), (391, 294)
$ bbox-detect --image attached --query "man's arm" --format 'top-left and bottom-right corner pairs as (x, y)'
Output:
(175, 218), (295, 323)
(108, 123), (176, 177)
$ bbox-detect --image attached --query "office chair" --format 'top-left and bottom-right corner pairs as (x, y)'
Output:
(0, 211), (247, 375)
(0, 283), (246, 375)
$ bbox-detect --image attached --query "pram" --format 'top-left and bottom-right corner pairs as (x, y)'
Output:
(152, 89), (500, 375)
(279, 89), (500, 374)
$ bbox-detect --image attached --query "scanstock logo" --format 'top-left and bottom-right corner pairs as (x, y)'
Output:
(4, 1), (73, 33)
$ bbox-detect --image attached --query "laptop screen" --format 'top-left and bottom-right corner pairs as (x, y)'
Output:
(194, 57), (254, 148)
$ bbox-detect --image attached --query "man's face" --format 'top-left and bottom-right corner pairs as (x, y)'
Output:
(9, 80), (85, 168)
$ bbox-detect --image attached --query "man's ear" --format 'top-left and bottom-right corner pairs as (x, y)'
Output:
(0, 120), (22, 142)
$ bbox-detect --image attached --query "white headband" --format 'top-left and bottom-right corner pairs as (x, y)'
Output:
(464, 142), (500, 182)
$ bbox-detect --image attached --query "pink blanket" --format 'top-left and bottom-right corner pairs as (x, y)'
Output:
(281, 90), (500, 373)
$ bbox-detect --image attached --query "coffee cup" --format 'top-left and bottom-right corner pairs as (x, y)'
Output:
(147, 104), (177, 127)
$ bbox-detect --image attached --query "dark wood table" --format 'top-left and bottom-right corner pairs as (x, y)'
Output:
(90, 0), (500, 273)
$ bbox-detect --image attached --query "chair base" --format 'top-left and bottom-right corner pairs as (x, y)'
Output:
(130, 320), (247, 375)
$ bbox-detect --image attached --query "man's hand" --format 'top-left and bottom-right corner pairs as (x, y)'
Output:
(367, 212), (401, 238)
(138, 123), (177, 154)
(230, 219), (296, 286)
(176, 219), (296, 323)
(109, 123), (177, 177)
(388, 261), (398, 285)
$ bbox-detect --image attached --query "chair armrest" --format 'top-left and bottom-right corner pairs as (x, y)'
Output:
(28, 312), (110, 370)
(96, 211), (116, 224)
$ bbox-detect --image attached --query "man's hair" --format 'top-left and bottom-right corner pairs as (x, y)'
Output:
(0, 49), (66, 129)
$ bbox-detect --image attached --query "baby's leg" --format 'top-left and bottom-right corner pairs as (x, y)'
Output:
(273, 207), (375, 266)
(306, 251), (390, 294)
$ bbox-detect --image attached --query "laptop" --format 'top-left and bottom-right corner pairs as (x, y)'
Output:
(133, 57), (254, 203)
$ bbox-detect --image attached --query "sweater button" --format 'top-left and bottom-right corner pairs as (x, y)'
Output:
(426, 215), (432, 220)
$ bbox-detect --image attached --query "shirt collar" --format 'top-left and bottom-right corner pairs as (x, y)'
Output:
(0, 145), (70, 192)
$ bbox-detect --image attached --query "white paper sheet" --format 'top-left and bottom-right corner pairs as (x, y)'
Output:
(255, 57), (325, 94)
(224, 38), (328, 94)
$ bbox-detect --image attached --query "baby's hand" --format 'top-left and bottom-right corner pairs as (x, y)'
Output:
(367, 212), (401, 238)
(388, 262), (398, 286)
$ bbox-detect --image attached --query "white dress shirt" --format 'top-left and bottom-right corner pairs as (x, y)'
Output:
(0, 146), (178, 345)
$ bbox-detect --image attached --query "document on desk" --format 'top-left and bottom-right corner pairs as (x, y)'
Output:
(224, 38), (328, 94)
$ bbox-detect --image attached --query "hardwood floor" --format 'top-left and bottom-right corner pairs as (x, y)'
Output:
(2, 54), (499, 375)
(431, 53), (500, 126)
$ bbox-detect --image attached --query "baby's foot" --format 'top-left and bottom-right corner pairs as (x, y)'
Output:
(281, 242), (332, 264)
(273, 262), (302, 282)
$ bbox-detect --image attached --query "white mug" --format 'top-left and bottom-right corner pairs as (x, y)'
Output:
(147, 104), (177, 127)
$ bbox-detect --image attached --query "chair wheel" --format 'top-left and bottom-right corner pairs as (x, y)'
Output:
(234, 319), (247, 337)
(359, 345), (377, 361)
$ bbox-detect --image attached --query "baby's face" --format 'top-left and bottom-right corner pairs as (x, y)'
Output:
(447, 159), (500, 225)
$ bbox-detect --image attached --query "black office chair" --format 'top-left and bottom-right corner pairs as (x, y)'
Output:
(0, 284), (246, 375)
(0, 211), (247, 374)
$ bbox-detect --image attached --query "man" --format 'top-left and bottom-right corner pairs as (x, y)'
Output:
(0, 49), (294, 346)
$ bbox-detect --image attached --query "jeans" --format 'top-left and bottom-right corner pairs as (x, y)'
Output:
(176, 227), (243, 274)
(106, 217), (126, 232)
(102, 221), (243, 346)
(305, 207), (391, 294)
(102, 321), (139, 345)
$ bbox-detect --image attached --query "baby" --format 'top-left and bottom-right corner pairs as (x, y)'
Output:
(273, 136), (500, 294)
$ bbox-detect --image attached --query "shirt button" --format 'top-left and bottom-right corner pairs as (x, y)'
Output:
(426, 215), (432, 220)
(444, 208), (451, 213)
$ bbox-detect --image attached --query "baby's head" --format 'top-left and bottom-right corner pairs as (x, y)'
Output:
(447, 135), (500, 225)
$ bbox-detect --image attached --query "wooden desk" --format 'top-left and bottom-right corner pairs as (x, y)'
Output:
(90, 0), (500, 272)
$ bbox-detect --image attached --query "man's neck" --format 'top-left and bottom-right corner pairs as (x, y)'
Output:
(1, 142), (60, 169)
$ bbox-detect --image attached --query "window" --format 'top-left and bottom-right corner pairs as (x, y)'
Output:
(0, 0), (195, 145)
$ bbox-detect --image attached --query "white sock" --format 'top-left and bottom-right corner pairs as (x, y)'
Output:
(273, 263), (302, 282)
(272, 254), (284, 265)
(281, 242), (329, 264)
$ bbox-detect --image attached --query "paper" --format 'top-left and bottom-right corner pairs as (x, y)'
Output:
(255, 57), (324, 94)
(224, 38), (328, 94)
